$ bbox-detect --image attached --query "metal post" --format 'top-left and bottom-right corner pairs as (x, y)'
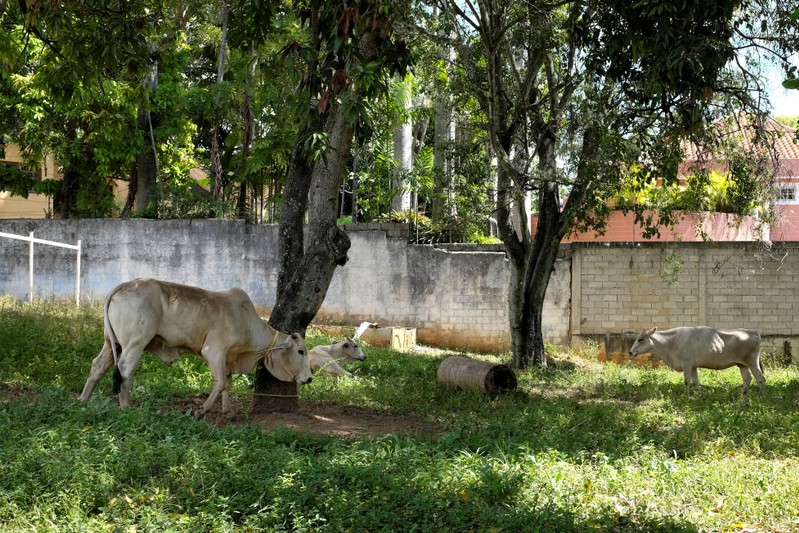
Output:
(75, 240), (81, 306)
(29, 231), (34, 303)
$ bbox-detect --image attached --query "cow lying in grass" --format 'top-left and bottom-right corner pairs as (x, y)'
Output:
(629, 326), (765, 396)
(80, 278), (311, 419)
(309, 338), (366, 379)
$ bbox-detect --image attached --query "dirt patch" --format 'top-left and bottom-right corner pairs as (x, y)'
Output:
(1, 385), (445, 438)
(174, 397), (447, 438)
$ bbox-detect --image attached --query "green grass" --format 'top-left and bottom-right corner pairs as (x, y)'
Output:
(2, 297), (799, 532)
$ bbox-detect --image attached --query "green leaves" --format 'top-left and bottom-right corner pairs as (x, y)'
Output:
(0, 164), (35, 197)
(783, 78), (799, 90)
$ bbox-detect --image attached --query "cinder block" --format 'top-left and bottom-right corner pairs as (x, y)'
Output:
(359, 326), (416, 352)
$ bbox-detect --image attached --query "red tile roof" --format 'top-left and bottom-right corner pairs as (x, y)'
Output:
(681, 117), (799, 177)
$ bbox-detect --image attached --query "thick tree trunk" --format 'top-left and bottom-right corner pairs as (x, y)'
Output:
(253, 107), (352, 413)
(57, 167), (80, 219)
(251, 367), (299, 413)
(509, 127), (600, 368)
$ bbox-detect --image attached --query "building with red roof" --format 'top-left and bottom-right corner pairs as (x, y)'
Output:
(532, 117), (799, 242)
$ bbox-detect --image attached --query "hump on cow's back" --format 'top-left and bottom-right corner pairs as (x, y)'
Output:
(227, 287), (257, 310)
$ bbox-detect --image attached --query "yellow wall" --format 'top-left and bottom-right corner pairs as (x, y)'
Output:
(0, 144), (62, 219)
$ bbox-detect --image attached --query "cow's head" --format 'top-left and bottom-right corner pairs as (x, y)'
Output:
(341, 337), (366, 362)
(266, 332), (312, 384)
(629, 327), (657, 356)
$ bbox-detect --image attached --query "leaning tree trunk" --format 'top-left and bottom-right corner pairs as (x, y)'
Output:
(251, 116), (318, 414)
(252, 106), (353, 414)
(252, 5), (393, 412)
(510, 126), (600, 368)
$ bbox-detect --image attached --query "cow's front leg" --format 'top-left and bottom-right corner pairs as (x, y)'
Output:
(195, 354), (227, 420)
(682, 367), (697, 397)
(682, 368), (690, 396)
(690, 367), (701, 395)
(221, 373), (233, 414)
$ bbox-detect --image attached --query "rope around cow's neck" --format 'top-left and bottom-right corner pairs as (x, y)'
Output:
(250, 392), (299, 399)
(259, 330), (282, 364)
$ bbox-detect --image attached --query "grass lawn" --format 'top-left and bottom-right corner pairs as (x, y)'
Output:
(1, 297), (798, 532)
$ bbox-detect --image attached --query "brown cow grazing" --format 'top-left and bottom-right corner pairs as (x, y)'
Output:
(629, 326), (765, 396)
(80, 278), (311, 419)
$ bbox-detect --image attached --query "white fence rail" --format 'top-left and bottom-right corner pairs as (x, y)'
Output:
(0, 231), (82, 305)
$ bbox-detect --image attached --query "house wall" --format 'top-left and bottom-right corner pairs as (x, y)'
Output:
(0, 145), (62, 219)
(1, 219), (797, 360)
(771, 205), (799, 242)
(531, 210), (767, 243)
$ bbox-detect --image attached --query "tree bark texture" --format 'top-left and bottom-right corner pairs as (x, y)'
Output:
(254, 2), (396, 411)
(135, 51), (159, 216)
(135, 105), (158, 215)
(252, 364), (299, 413)
(57, 121), (80, 219)
(254, 108), (352, 413)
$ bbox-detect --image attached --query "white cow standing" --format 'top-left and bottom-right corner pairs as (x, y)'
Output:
(309, 338), (366, 379)
(80, 278), (312, 419)
(629, 326), (765, 396)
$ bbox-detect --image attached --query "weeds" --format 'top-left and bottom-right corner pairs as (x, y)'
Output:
(1, 300), (799, 531)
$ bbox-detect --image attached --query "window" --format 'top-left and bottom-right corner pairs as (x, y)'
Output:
(0, 161), (42, 190)
(778, 184), (797, 203)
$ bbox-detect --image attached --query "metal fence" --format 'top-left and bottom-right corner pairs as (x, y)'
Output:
(0, 231), (81, 305)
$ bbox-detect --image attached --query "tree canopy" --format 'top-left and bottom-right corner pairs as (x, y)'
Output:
(1, 0), (797, 367)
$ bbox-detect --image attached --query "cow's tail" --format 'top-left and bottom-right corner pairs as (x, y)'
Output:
(103, 286), (123, 394)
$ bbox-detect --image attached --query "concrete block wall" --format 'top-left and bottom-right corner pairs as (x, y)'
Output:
(0, 219), (575, 353)
(3, 219), (796, 356)
(571, 241), (799, 360)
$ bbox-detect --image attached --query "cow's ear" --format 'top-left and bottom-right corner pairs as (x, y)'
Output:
(291, 333), (302, 341)
(647, 327), (657, 335)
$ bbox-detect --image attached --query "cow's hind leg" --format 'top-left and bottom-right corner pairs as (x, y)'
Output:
(114, 341), (148, 408)
(738, 364), (753, 395)
(750, 361), (766, 394)
(690, 368), (702, 395)
(80, 342), (115, 402)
